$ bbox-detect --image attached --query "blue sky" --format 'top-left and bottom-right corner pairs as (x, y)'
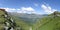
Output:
(0, 0), (60, 14)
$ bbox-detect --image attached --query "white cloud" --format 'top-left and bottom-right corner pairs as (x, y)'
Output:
(41, 4), (57, 14)
(1, 8), (16, 12)
(17, 7), (36, 14)
(0, 7), (37, 14)
(17, 9), (20, 10)
(21, 7), (35, 12)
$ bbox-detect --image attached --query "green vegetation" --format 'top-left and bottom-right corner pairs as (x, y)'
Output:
(0, 9), (30, 30)
(33, 11), (60, 30)
(0, 10), (6, 30)
(12, 16), (30, 30)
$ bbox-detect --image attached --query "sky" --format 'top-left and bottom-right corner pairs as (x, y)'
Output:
(0, 0), (60, 14)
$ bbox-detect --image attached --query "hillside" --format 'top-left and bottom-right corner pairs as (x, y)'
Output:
(0, 9), (30, 30)
(10, 14), (30, 30)
(0, 9), (7, 30)
(33, 11), (60, 30)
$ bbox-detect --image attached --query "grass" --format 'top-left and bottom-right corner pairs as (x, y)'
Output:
(33, 16), (60, 30)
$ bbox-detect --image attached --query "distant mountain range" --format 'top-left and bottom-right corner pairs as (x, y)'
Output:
(8, 12), (48, 25)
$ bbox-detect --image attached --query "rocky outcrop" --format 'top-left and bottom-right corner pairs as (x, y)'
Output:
(0, 9), (20, 30)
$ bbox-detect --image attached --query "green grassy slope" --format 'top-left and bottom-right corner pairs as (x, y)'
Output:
(0, 9), (30, 30)
(11, 16), (30, 30)
(33, 16), (60, 30)
(33, 11), (60, 30)
(0, 10), (6, 30)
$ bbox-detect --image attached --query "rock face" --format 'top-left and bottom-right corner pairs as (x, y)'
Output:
(0, 9), (19, 30)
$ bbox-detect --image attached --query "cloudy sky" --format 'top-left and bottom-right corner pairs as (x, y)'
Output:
(0, 0), (60, 14)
